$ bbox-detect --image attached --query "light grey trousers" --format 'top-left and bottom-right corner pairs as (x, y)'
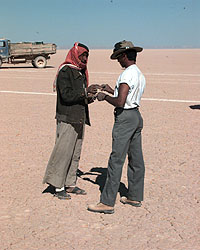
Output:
(43, 122), (84, 188)
(100, 108), (145, 207)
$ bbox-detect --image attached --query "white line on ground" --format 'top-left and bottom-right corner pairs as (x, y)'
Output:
(1, 69), (200, 77)
(0, 69), (53, 73)
(0, 90), (199, 103)
(0, 76), (52, 79)
(1, 77), (200, 86)
(142, 98), (200, 103)
(145, 73), (200, 77)
(0, 90), (55, 96)
(90, 72), (200, 77)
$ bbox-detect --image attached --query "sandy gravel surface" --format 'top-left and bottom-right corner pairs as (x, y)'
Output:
(0, 49), (200, 250)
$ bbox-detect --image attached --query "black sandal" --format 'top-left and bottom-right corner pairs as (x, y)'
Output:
(66, 186), (87, 195)
(54, 190), (71, 200)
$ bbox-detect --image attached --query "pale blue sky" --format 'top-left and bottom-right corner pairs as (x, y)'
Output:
(0, 0), (199, 49)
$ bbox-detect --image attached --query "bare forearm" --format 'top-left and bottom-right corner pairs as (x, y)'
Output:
(104, 95), (124, 107)
(97, 83), (129, 107)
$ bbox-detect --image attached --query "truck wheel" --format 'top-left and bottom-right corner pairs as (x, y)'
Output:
(0, 58), (2, 68)
(33, 56), (47, 68)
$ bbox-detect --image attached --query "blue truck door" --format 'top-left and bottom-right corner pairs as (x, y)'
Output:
(0, 40), (9, 58)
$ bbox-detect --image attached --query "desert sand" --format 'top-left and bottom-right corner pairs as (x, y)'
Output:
(0, 49), (200, 250)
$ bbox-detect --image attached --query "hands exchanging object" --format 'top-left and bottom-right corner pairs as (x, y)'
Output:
(96, 92), (108, 101)
(86, 84), (101, 103)
(86, 84), (100, 95)
(100, 84), (114, 94)
(86, 83), (113, 102)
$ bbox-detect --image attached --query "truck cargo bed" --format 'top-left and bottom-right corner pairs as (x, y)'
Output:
(9, 42), (56, 57)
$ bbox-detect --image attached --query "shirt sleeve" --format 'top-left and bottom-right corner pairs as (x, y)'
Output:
(118, 68), (137, 89)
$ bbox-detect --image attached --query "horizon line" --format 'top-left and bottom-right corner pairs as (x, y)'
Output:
(57, 46), (200, 50)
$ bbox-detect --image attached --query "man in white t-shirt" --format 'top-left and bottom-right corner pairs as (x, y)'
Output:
(88, 40), (146, 214)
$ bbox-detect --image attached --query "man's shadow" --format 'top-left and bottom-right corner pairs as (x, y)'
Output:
(189, 105), (200, 110)
(42, 184), (55, 194)
(77, 167), (128, 197)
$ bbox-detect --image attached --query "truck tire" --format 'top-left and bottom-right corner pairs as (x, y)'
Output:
(33, 56), (47, 68)
(0, 58), (2, 68)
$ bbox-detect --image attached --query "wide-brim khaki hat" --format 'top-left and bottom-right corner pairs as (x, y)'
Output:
(110, 40), (143, 60)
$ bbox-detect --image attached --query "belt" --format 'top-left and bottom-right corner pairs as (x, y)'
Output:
(124, 107), (138, 110)
(114, 107), (138, 111)
(114, 107), (138, 116)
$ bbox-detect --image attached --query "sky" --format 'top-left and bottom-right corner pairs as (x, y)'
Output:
(0, 0), (199, 49)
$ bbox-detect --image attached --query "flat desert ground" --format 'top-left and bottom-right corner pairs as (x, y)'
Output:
(0, 49), (200, 250)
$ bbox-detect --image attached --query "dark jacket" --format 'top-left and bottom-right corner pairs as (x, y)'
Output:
(55, 65), (90, 128)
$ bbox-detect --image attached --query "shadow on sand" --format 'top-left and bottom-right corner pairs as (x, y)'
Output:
(77, 167), (128, 197)
(189, 105), (200, 110)
(42, 167), (128, 197)
(42, 184), (55, 194)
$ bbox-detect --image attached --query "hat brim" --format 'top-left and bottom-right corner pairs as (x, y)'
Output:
(110, 47), (143, 60)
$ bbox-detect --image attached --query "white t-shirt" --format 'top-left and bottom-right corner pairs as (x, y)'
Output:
(114, 64), (146, 109)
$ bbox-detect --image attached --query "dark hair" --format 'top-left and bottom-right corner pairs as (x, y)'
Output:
(124, 49), (137, 61)
(78, 43), (89, 52)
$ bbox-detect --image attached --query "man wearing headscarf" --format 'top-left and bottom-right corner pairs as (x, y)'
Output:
(43, 42), (99, 200)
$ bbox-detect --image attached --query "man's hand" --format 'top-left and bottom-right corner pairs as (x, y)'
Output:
(100, 84), (114, 94)
(97, 92), (107, 101)
(87, 93), (96, 103)
(87, 84), (101, 94)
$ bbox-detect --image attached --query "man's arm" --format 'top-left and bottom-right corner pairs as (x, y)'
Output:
(97, 83), (129, 107)
(101, 84), (114, 95)
(58, 68), (99, 103)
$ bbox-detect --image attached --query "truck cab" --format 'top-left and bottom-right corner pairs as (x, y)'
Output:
(0, 39), (9, 60)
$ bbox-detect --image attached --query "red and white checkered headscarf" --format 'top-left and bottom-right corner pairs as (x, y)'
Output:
(53, 42), (89, 91)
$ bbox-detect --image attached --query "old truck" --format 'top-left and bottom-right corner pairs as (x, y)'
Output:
(0, 38), (56, 68)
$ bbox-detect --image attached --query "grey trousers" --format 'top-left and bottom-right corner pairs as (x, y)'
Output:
(100, 108), (145, 207)
(43, 122), (84, 188)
